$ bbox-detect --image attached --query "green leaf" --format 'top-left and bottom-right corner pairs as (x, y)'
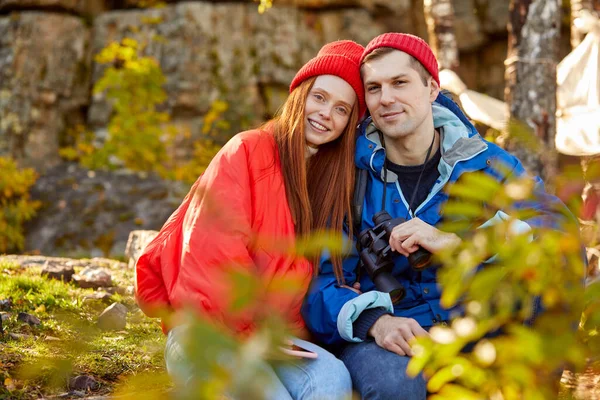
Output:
(436, 383), (484, 400)
(427, 364), (461, 393)
(442, 201), (485, 219)
(446, 172), (502, 202)
(468, 266), (508, 303)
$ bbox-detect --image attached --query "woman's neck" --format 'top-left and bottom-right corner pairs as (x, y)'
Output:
(305, 143), (319, 159)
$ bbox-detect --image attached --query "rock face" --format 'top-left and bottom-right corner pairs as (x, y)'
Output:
(0, 0), (108, 17)
(0, 12), (91, 171)
(0, 0), (574, 256)
(41, 261), (75, 282)
(69, 375), (100, 391)
(0, 0), (79, 11)
(125, 230), (159, 269)
(0, 254), (126, 270)
(17, 312), (41, 326)
(73, 266), (112, 288)
(88, 3), (388, 140)
(24, 163), (186, 258)
(97, 302), (128, 330)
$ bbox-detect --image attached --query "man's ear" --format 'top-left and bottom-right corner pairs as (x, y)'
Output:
(429, 78), (440, 102)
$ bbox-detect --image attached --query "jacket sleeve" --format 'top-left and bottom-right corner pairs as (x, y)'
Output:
(301, 233), (393, 346)
(175, 136), (257, 326)
(135, 178), (202, 318)
(136, 135), (258, 329)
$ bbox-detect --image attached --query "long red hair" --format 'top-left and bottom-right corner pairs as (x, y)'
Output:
(271, 77), (359, 283)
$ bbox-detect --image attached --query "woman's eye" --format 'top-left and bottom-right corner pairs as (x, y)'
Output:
(336, 107), (348, 115)
(314, 93), (325, 101)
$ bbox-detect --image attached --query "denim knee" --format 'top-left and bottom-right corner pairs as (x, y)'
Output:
(308, 356), (352, 399)
(164, 326), (191, 383)
(340, 341), (426, 400)
(360, 371), (426, 400)
(275, 338), (352, 400)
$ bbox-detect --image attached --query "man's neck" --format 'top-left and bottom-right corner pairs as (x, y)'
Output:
(385, 128), (440, 166)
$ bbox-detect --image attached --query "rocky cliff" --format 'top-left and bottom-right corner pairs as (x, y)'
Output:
(0, 0), (572, 256)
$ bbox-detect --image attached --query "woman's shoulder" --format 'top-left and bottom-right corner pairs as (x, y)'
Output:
(229, 128), (275, 150)
(222, 128), (277, 164)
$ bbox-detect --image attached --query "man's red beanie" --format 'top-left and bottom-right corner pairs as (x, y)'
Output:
(360, 33), (440, 85)
(290, 40), (366, 118)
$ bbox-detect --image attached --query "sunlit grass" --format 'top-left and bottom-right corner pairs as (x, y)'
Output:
(0, 261), (169, 398)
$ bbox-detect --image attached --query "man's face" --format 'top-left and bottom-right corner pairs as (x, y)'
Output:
(362, 50), (439, 140)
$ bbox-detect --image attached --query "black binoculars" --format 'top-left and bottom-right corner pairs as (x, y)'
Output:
(358, 210), (433, 304)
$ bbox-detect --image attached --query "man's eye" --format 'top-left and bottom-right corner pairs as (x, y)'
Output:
(394, 80), (407, 86)
(367, 86), (380, 92)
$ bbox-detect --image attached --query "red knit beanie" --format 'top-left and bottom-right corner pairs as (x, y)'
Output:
(361, 33), (440, 85)
(290, 40), (366, 118)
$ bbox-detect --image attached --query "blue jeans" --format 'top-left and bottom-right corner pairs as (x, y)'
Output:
(339, 340), (426, 400)
(165, 325), (352, 400)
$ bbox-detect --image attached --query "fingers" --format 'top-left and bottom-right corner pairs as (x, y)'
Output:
(389, 237), (408, 256)
(400, 235), (421, 253)
(389, 220), (420, 255)
(374, 318), (426, 357)
(410, 321), (430, 337)
(380, 331), (414, 356)
(390, 232), (419, 256)
(340, 284), (362, 295)
(377, 330), (410, 356)
(383, 339), (410, 357)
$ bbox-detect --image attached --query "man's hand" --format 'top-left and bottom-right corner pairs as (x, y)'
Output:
(388, 218), (461, 257)
(368, 314), (429, 356)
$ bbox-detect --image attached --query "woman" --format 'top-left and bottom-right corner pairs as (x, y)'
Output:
(135, 40), (366, 399)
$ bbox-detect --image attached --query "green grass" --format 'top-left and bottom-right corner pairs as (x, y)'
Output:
(0, 262), (169, 399)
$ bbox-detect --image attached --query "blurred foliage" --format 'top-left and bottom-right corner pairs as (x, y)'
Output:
(63, 38), (170, 174)
(59, 38), (225, 185)
(0, 157), (41, 253)
(406, 164), (593, 399)
(128, 0), (166, 7)
(59, 0), (268, 185)
(1, 174), (597, 399)
(256, 0), (274, 14)
(161, 101), (227, 184)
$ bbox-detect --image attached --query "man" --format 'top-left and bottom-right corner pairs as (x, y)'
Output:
(301, 33), (573, 399)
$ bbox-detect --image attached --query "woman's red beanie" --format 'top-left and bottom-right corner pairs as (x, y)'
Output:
(290, 40), (366, 118)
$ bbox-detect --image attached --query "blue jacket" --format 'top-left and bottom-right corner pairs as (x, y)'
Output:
(301, 93), (573, 347)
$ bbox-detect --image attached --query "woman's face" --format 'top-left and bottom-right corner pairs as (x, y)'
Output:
(304, 75), (356, 147)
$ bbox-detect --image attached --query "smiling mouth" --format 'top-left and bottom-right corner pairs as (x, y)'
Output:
(308, 119), (329, 132)
(380, 111), (403, 119)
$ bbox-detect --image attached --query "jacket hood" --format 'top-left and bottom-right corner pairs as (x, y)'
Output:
(356, 92), (487, 182)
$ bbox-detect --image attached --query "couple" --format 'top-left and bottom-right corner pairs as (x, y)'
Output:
(135, 33), (572, 399)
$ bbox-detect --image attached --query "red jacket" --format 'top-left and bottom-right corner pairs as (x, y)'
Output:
(135, 129), (313, 335)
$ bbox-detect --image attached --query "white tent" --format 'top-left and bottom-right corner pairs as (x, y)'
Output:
(440, 11), (600, 156)
(556, 12), (600, 156)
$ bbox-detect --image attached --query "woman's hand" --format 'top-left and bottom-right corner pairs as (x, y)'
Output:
(340, 281), (362, 295)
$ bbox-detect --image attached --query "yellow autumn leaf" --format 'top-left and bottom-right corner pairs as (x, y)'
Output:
(4, 377), (16, 391)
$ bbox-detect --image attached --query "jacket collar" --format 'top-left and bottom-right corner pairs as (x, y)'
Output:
(356, 92), (487, 182)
